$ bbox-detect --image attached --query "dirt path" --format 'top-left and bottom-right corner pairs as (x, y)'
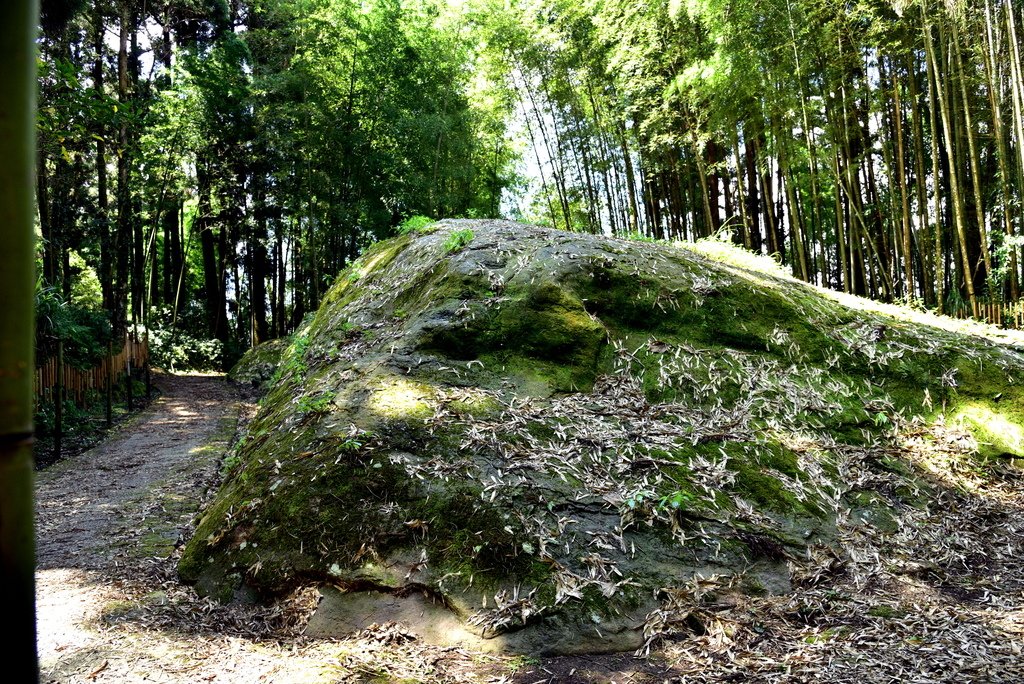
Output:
(35, 374), (330, 683)
(36, 374), (233, 571)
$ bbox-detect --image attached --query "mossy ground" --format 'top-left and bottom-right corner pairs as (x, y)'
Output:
(181, 220), (1024, 651)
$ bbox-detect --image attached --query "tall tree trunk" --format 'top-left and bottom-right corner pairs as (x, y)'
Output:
(777, 130), (809, 282)
(37, 37), (55, 288)
(113, 1), (132, 336)
(517, 61), (571, 231)
(251, 179), (270, 343)
(744, 133), (762, 253)
(159, 3), (175, 306)
(860, 63), (893, 301)
(732, 135), (751, 248)
(705, 140), (722, 235)
(0, 1), (39, 675)
(37, 143), (54, 287)
(222, 220), (236, 340)
(162, 202), (176, 304)
(835, 31), (866, 296)
(889, 61), (914, 302)
(924, 14), (978, 316)
(984, 0), (1019, 300)
(924, 28), (946, 312)
(786, 0), (824, 282)
(756, 137), (781, 259)
(197, 158), (227, 341)
(275, 228), (285, 337)
(94, 3), (112, 313)
(514, 70), (558, 230)
(832, 149), (850, 293)
(290, 230), (305, 330)
(953, 23), (992, 290)
(619, 123), (641, 234)
(692, 140), (715, 239)
(129, 6), (144, 325)
(585, 86), (618, 234)
(1005, 0), (1024, 191)
(907, 53), (935, 306)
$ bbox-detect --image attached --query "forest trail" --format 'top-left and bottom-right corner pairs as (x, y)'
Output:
(34, 373), (334, 683)
(36, 374), (236, 572)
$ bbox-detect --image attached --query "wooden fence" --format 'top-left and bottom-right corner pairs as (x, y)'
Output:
(949, 300), (1024, 329)
(35, 336), (149, 408)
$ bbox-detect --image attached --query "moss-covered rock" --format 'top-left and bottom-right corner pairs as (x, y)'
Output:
(227, 338), (289, 390)
(180, 220), (1024, 654)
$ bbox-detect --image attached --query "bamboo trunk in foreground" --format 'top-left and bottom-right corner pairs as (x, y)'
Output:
(0, 0), (40, 680)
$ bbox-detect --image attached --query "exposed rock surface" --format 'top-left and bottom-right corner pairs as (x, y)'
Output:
(179, 220), (1024, 654)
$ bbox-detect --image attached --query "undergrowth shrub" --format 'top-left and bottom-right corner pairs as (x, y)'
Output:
(444, 228), (475, 252)
(35, 285), (112, 369)
(149, 327), (224, 372)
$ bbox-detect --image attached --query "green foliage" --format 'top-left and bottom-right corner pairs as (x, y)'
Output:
(67, 251), (103, 309)
(622, 232), (660, 244)
(338, 432), (372, 452)
(272, 335), (310, 385)
(220, 451), (242, 477)
(658, 489), (698, 512)
(444, 228), (475, 253)
(867, 605), (901, 619)
(627, 488), (697, 514)
(34, 398), (84, 437)
(297, 390), (337, 417)
(34, 0), (519, 373)
(35, 284), (112, 370)
(398, 215), (437, 235)
(148, 327), (224, 372)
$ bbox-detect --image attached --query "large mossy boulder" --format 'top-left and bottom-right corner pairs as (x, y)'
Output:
(227, 337), (289, 390)
(180, 220), (1024, 654)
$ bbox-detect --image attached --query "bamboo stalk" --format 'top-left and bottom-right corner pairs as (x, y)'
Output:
(952, 22), (993, 286)
(0, 0), (39, 675)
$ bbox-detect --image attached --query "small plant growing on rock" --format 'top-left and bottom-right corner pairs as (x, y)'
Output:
(658, 489), (697, 512)
(398, 215), (436, 235)
(297, 390), (336, 417)
(444, 228), (474, 253)
(271, 335), (310, 384)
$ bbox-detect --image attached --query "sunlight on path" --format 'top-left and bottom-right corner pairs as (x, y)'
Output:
(32, 373), (299, 683)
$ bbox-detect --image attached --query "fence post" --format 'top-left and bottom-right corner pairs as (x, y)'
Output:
(105, 338), (113, 427)
(144, 331), (151, 400)
(54, 340), (63, 462)
(126, 335), (134, 412)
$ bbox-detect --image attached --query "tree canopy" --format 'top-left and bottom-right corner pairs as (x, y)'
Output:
(34, 0), (1024, 367)
(36, 0), (515, 369)
(491, 0), (1024, 318)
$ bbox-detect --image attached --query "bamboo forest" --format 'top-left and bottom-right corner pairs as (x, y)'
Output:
(20, 0), (1024, 682)
(36, 0), (1024, 362)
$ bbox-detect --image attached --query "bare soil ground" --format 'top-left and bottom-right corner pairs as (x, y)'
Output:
(35, 373), (1024, 683)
